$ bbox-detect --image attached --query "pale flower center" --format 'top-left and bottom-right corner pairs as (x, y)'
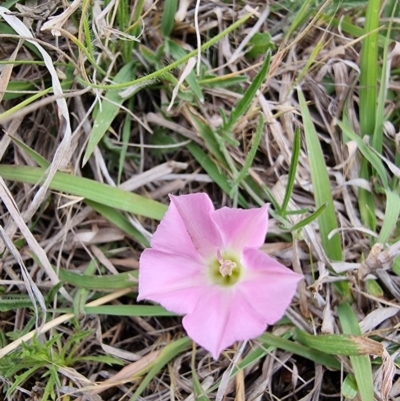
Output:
(217, 249), (237, 277)
(209, 250), (242, 287)
(219, 259), (236, 277)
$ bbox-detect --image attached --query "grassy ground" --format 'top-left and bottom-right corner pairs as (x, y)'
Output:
(0, 0), (400, 400)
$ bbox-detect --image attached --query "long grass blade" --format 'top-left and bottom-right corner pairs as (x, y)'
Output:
(0, 165), (166, 220)
(337, 303), (374, 401)
(298, 88), (342, 261)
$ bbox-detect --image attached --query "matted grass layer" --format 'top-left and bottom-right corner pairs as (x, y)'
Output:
(0, 0), (400, 400)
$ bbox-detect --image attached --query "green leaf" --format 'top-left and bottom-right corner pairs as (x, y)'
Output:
(5, 137), (152, 246)
(259, 332), (341, 370)
(342, 374), (358, 400)
(246, 32), (274, 59)
(298, 88), (342, 261)
(281, 128), (301, 214)
(221, 51), (271, 137)
(293, 329), (382, 356)
(0, 297), (35, 311)
(7, 134), (49, 167)
(366, 279), (384, 297)
(58, 268), (138, 290)
(0, 165), (166, 220)
(285, 0), (315, 38)
(338, 303), (374, 401)
(359, 0), (380, 142)
(79, 355), (125, 365)
(73, 259), (97, 318)
(289, 203), (327, 232)
(191, 351), (211, 401)
(86, 200), (150, 247)
(199, 75), (248, 88)
(378, 190), (400, 244)
(185, 108), (225, 162)
(0, 87), (53, 123)
(85, 305), (176, 316)
(161, 0), (178, 37)
(358, 0), (381, 230)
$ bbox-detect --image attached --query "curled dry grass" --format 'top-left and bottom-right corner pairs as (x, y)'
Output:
(0, 0), (400, 400)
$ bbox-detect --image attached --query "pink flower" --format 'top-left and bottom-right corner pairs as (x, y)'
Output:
(138, 193), (302, 359)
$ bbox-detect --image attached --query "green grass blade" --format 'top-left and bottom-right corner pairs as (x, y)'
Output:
(7, 135), (49, 167)
(359, 0), (380, 146)
(5, 137), (150, 246)
(0, 87), (52, 122)
(199, 75), (248, 88)
(378, 190), (400, 244)
(130, 337), (192, 401)
(338, 303), (374, 401)
(184, 101), (226, 163)
(83, 12), (253, 91)
(290, 203), (327, 232)
(286, 0), (315, 38)
(294, 329), (381, 356)
(84, 305), (176, 316)
(161, 0), (178, 37)
(118, 98), (134, 185)
(0, 297), (36, 311)
(372, 21), (392, 154)
(73, 259), (97, 318)
(166, 39), (203, 102)
(358, 0), (381, 230)
(192, 351), (211, 401)
(337, 120), (388, 188)
(130, 0), (145, 40)
(82, 62), (136, 166)
(230, 114), (264, 196)
(259, 333), (341, 370)
(298, 88), (342, 261)
(359, 167), (377, 230)
(342, 374), (358, 400)
(85, 200), (150, 247)
(208, 347), (268, 393)
(186, 142), (247, 207)
(58, 268), (138, 290)
(0, 165), (166, 220)
(281, 128), (301, 214)
(221, 51), (271, 137)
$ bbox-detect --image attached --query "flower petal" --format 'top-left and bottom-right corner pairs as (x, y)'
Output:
(182, 288), (268, 359)
(169, 194), (222, 258)
(150, 197), (200, 259)
(211, 204), (269, 250)
(138, 249), (208, 315)
(240, 248), (302, 324)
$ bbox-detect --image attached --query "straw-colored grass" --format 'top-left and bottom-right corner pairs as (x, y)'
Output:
(0, 0), (400, 400)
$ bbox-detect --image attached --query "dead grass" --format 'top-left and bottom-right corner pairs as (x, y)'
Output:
(0, 0), (400, 400)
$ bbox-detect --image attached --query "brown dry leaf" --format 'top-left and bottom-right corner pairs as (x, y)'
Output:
(350, 336), (385, 355)
(380, 348), (396, 401)
(358, 241), (400, 279)
(40, 0), (82, 35)
(0, 177), (65, 298)
(0, 41), (21, 104)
